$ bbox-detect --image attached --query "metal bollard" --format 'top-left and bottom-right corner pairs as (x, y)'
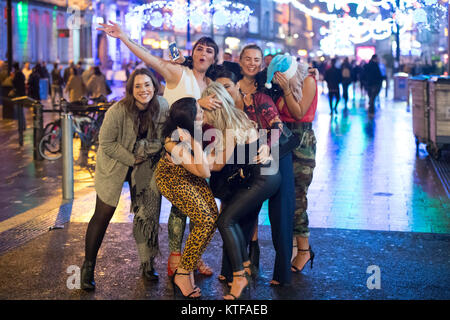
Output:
(61, 112), (74, 200)
(33, 103), (44, 161)
(17, 104), (25, 146)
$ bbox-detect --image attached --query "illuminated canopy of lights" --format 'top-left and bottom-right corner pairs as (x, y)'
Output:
(125, 0), (253, 39)
(274, 0), (447, 45)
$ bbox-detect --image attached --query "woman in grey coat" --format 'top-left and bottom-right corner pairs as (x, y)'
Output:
(80, 68), (168, 291)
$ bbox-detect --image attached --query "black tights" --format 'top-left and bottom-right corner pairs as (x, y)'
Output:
(84, 195), (117, 263)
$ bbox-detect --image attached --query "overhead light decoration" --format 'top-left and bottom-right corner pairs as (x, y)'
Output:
(125, 0), (253, 40)
(275, 0), (448, 46)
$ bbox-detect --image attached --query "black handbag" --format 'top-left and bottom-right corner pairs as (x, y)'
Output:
(275, 122), (301, 158)
(209, 164), (254, 201)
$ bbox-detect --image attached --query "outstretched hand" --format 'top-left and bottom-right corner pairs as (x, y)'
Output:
(97, 20), (126, 40)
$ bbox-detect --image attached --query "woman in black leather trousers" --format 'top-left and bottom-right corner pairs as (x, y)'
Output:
(203, 82), (281, 299)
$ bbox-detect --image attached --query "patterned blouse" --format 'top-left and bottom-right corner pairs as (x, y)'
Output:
(241, 91), (282, 146)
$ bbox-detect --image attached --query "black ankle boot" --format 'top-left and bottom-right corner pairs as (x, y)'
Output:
(80, 260), (96, 291)
(249, 240), (260, 272)
(142, 260), (159, 282)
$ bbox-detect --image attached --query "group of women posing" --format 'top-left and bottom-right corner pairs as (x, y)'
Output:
(79, 20), (318, 300)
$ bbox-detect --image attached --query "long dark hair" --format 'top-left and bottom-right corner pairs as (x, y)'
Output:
(121, 68), (161, 139)
(182, 37), (219, 80)
(162, 97), (198, 140)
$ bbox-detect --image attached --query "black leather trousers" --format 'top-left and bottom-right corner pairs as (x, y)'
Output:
(217, 165), (281, 273)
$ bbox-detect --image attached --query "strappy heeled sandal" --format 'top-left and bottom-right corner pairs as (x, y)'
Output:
(172, 269), (201, 299)
(223, 273), (250, 300)
(291, 245), (315, 273)
(196, 258), (213, 276)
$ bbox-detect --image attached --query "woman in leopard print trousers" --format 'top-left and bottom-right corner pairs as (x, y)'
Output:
(155, 97), (218, 299)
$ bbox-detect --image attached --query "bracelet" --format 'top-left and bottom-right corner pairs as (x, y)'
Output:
(285, 90), (293, 97)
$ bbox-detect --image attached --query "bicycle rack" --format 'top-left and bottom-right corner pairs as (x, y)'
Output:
(11, 96), (44, 161)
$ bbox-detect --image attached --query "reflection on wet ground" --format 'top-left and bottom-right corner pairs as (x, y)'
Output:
(0, 86), (449, 238)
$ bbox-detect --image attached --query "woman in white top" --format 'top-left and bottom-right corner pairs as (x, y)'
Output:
(98, 21), (222, 110)
(98, 21), (221, 277)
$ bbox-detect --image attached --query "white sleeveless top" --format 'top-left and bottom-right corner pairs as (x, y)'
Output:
(163, 67), (201, 107)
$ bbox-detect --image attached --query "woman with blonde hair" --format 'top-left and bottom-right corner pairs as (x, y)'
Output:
(203, 82), (281, 299)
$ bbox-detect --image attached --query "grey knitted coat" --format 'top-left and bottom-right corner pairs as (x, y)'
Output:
(94, 96), (169, 207)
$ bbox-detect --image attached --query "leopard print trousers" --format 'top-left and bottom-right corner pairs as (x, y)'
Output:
(155, 157), (218, 271)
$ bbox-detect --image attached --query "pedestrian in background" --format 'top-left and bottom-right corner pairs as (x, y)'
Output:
(28, 66), (41, 100)
(341, 57), (352, 109)
(51, 63), (63, 107)
(366, 54), (383, 115)
(65, 67), (86, 102)
(324, 58), (342, 114)
(87, 66), (108, 100)
(12, 62), (26, 98)
(63, 60), (75, 85)
(351, 60), (361, 99)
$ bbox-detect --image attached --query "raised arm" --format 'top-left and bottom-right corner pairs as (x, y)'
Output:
(97, 21), (182, 87)
(274, 72), (316, 120)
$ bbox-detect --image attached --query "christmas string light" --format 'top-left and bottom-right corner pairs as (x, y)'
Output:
(125, 0), (253, 32)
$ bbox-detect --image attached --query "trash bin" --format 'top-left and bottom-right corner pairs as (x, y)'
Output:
(409, 75), (430, 150)
(427, 76), (450, 159)
(39, 78), (49, 100)
(394, 72), (409, 101)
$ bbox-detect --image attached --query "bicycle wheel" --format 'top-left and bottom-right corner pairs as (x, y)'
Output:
(39, 130), (62, 160)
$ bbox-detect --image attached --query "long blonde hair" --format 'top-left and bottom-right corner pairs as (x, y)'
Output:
(290, 61), (310, 103)
(202, 82), (256, 145)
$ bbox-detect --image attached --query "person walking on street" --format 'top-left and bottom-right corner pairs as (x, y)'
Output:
(324, 58), (341, 114)
(366, 54), (383, 115)
(11, 62), (26, 98)
(65, 67), (86, 102)
(86, 67), (108, 100)
(63, 60), (75, 85)
(28, 67), (41, 100)
(51, 63), (63, 107)
(341, 57), (352, 108)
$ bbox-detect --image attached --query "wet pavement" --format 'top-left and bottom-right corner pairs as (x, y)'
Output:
(0, 84), (449, 300)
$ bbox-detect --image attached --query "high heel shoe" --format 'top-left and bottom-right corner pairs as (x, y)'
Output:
(196, 258), (213, 276)
(224, 273), (250, 300)
(171, 269), (201, 299)
(248, 240), (260, 273)
(167, 252), (181, 277)
(80, 260), (96, 291)
(291, 246), (315, 273)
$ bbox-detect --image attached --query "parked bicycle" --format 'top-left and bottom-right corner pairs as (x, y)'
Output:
(39, 97), (113, 165)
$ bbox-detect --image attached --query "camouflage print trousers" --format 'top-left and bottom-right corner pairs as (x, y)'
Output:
(288, 123), (317, 238)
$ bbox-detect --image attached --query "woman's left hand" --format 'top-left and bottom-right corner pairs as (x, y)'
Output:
(274, 72), (290, 93)
(253, 144), (272, 164)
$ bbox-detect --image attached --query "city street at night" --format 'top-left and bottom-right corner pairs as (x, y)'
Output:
(0, 0), (449, 305)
